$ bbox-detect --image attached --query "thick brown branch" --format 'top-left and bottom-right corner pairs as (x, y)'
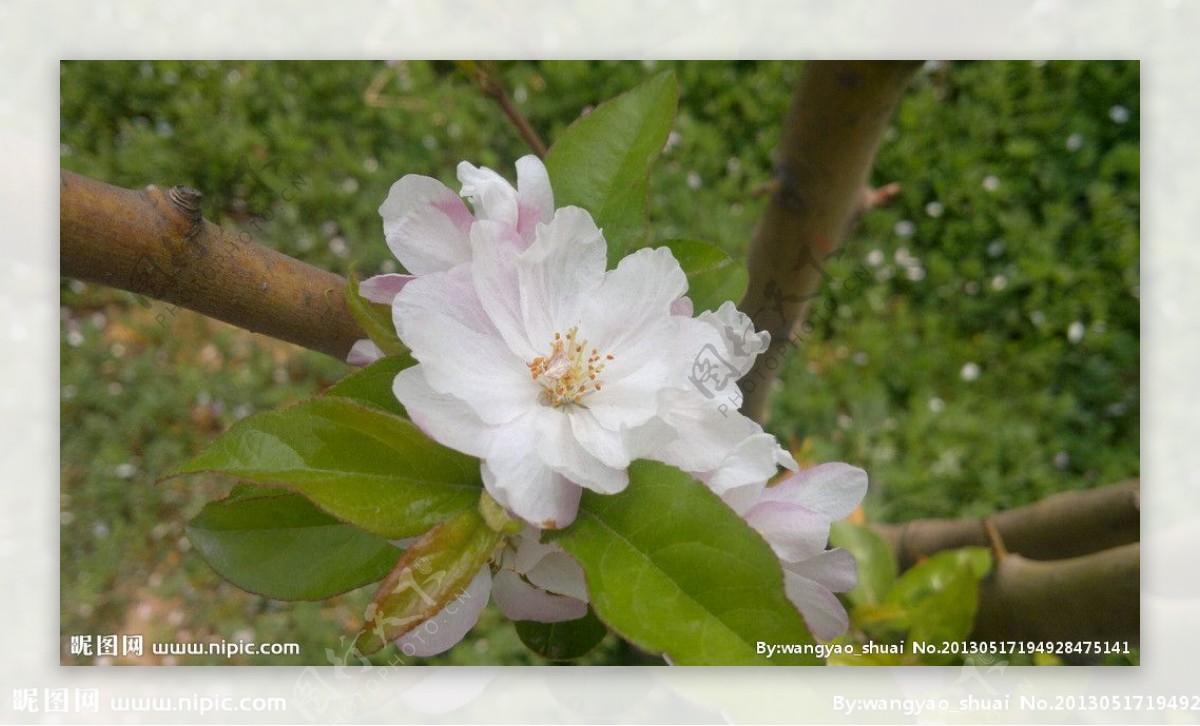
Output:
(973, 543), (1140, 647)
(740, 61), (921, 423)
(875, 480), (1140, 570)
(60, 169), (365, 360)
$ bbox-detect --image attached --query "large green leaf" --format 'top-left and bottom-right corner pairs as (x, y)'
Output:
(168, 397), (482, 539)
(186, 490), (400, 601)
(356, 507), (501, 654)
(515, 608), (608, 661)
(325, 353), (415, 416)
(662, 239), (749, 314)
(545, 71), (677, 260)
(550, 460), (818, 665)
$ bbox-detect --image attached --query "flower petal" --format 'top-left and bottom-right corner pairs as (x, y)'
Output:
(782, 570), (850, 642)
(359, 273), (416, 304)
(518, 206), (608, 350)
(469, 219), (540, 360)
(760, 463), (868, 522)
(392, 366), (492, 458)
(394, 566), (491, 657)
(651, 389), (787, 487)
(534, 408), (628, 495)
(583, 246), (689, 354)
(515, 155), (554, 244)
(379, 175), (474, 275)
(786, 547), (858, 593)
(670, 295), (694, 317)
(394, 267), (539, 424)
(483, 429), (583, 529)
(524, 550), (590, 603)
(458, 161), (519, 229)
(491, 569), (588, 623)
(706, 432), (798, 500)
(744, 501), (831, 562)
(346, 339), (385, 366)
(697, 301), (769, 376)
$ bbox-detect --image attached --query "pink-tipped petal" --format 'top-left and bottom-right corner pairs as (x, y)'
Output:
(379, 175), (474, 275)
(761, 463), (868, 522)
(515, 155), (554, 244)
(783, 570), (851, 642)
(785, 547), (858, 593)
(359, 273), (416, 304)
(744, 501), (831, 562)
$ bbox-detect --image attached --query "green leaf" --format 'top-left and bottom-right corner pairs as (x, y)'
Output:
(356, 507), (501, 654)
(325, 353), (415, 416)
(345, 273), (408, 357)
(545, 71), (678, 260)
(662, 239), (749, 313)
(186, 490), (400, 601)
(829, 521), (897, 607)
(168, 397), (482, 539)
(885, 547), (993, 662)
(515, 609), (608, 661)
(550, 460), (817, 665)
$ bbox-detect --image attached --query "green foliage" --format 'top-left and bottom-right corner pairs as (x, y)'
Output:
(827, 528), (993, 666)
(323, 354), (414, 416)
(515, 608), (608, 661)
(186, 488), (400, 601)
(663, 239), (749, 313)
(551, 460), (817, 665)
(545, 71), (678, 260)
(170, 397), (482, 539)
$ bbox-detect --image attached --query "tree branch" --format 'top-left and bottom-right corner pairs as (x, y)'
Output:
(462, 61), (549, 159)
(60, 169), (365, 360)
(874, 479), (1140, 570)
(739, 61), (921, 423)
(972, 543), (1140, 647)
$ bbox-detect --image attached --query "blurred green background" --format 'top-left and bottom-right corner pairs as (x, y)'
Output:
(59, 60), (1139, 665)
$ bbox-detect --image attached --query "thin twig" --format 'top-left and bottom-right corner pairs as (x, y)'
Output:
(463, 61), (549, 159)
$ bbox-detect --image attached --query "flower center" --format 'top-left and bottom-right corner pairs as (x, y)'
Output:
(527, 326), (613, 409)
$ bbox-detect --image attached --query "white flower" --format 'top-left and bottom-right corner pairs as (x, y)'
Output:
(347, 156), (554, 365)
(394, 529), (587, 657)
(388, 160), (793, 528)
(723, 462), (868, 642)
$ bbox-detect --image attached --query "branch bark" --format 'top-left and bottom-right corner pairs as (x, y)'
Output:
(60, 169), (365, 360)
(739, 61), (921, 423)
(973, 543), (1140, 647)
(874, 479), (1140, 570)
